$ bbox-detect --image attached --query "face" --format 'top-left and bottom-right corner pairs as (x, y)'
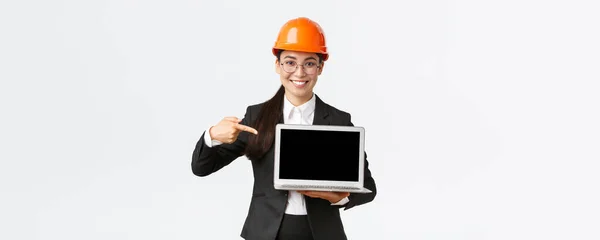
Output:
(275, 50), (324, 104)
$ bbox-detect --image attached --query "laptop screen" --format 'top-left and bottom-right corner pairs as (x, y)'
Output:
(278, 128), (360, 182)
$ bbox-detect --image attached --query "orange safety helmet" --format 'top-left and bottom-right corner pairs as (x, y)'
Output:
(272, 17), (329, 61)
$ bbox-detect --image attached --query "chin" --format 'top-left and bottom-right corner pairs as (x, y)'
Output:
(287, 84), (311, 92)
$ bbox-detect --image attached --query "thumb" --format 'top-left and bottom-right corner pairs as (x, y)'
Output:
(223, 116), (242, 123)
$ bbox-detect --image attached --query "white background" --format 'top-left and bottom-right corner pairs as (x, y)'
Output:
(1, 0), (599, 239)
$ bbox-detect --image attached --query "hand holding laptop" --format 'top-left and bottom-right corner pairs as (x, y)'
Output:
(209, 117), (258, 143)
(298, 191), (350, 203)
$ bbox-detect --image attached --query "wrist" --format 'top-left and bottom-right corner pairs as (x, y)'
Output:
(330, 196), (350, 206)
(330, 194), (345, 203)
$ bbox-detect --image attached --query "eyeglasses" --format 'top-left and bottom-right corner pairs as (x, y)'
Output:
(280, 60), (320, 74)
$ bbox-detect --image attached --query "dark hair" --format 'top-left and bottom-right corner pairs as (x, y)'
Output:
(245, 50), (323, 161)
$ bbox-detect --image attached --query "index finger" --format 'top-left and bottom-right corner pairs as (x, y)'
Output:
(234, 123), (258, 135)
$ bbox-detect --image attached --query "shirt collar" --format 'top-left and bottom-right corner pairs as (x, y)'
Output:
(283, 93), (316, 120)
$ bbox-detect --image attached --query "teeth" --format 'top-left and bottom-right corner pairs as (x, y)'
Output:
(292, 81), (307, 85)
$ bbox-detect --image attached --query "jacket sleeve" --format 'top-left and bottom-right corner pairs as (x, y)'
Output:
(191, 106), (252, 177)
(342, 115), (377, 211)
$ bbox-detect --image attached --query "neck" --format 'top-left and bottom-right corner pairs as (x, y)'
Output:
(285, 92), (313, 107)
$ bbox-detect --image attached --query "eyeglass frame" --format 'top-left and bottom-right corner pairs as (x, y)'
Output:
(279, 60), (322, 75)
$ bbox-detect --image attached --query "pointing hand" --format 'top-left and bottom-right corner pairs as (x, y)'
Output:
(209, 117), (258, 144)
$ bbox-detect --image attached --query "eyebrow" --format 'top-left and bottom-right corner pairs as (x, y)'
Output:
(283, 56), (318, 61)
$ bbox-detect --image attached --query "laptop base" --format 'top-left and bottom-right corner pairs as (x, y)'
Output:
(275, 184), (372, 193)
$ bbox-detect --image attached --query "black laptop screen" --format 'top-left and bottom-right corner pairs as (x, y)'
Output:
(278, 128), (360, 181)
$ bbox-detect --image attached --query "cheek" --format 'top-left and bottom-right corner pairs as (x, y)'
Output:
(279, 73), (291, 81)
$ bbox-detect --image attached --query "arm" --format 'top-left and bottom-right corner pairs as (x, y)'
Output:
(343, 152), (376, 210)
(343, 118), (377, 210)
(191, 106), (252, 177)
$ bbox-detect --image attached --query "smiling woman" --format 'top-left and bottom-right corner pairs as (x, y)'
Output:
(276, 50), (324, 106)
(191, 17), (377, 240)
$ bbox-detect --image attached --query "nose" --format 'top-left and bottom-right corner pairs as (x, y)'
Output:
(293, 65), (306, 77)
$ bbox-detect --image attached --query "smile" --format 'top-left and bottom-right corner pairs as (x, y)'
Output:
(291, 80), (308, 86)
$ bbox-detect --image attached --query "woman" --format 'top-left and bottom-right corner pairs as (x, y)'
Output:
(191, 17), (377, 240)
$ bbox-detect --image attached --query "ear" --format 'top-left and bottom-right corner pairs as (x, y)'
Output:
(317, 62), (325, 75)
(275, 59), (281, 74)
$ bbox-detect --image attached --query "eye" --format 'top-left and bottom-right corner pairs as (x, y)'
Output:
(305, 62), (317, 67)
(284, 61), (296, 66)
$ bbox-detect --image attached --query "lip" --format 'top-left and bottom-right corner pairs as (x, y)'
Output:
(290, 80), (309, 88)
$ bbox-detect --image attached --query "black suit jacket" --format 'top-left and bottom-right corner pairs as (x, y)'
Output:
(191, 95), (377, 240)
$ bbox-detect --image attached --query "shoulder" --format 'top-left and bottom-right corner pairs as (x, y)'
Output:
(239, 101), (266, 125)
(245, 102), (265, 115)
(317, 95), (353, 124)
(325, 102), (352, 119)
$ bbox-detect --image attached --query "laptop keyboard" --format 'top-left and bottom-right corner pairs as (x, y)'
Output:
(281, 184), (360, 190)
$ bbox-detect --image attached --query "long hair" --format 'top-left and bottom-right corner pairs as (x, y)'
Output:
(245, 50), (323, 161)
(245, 85), (285, 161)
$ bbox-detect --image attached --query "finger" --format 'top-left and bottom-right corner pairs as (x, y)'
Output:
(301, 191), (328, 198)
(301, 192), (319, 198)
(234, 123), (258, 135)
(223, 117), (242, 122)
(336, 192), (351, 197)
(297, 191), (314, 197)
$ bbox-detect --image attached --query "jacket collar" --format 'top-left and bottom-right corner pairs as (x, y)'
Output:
(312, 94), (330, 125)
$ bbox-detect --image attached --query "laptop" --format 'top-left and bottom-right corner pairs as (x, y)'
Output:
(273, 123), (372, 193)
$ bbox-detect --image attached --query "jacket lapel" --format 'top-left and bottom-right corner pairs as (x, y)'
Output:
(312, 94), (330, 126)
